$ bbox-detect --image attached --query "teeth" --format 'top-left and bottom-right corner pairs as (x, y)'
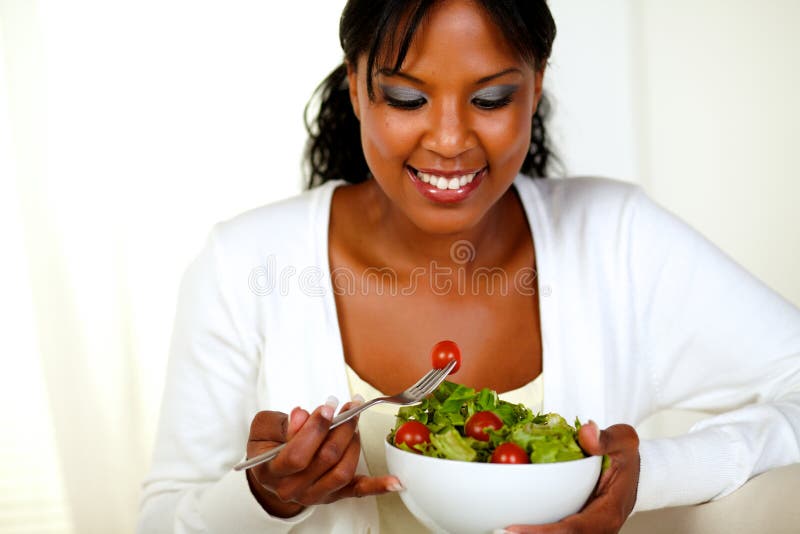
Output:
(415, 170), (479, 190)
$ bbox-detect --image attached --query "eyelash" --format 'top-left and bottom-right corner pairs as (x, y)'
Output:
(384, 95), (514, 111)
(385, 96), (426, 110)
(473, 95), (513, 110)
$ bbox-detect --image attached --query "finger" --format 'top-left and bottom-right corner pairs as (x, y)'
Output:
(504, 511), (607, 534)
(329, 474), (403, 501)
(299, 437), (362, 504)
(286, 407), (310, 439)
(502, 522), (568, 533)
(267, 397), (339, 477)
(332, 394), (365, 430)
(270, 399), (364, 498)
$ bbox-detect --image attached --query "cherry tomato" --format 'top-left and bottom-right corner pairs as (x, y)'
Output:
(394, 421), (431, 453)
(431, 340), (461, 374)
(465, 411), (503, 441)
(490, 442), (530, 464)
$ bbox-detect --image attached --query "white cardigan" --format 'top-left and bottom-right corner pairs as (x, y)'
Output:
(137, 176), (800, 533)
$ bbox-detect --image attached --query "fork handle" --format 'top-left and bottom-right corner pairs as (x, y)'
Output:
(330, 397), (382, 428)
(233, 398), (384, 471)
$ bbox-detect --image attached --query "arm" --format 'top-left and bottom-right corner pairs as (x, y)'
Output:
(628, 189), (800, 512)
(136, 226), (316, 533)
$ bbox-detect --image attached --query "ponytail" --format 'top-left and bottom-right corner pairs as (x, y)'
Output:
(304, 64), (370, 188)
(522, 92), (557, 178)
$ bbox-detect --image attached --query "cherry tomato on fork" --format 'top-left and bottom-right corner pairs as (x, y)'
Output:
(465, 411), (503, 441)
(394, 421), (431, 453)
(431, 340), (461, 374)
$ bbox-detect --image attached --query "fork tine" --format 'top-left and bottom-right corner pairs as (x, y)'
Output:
(410, 368), (444, 396)
(410, 360), (456, 397)
(408, 367), (440, 391)
(415, 363), (451, 392)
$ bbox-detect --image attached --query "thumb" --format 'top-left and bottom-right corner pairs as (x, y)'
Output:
(577, 420), (603, 456)
(578, 421), (639, 458)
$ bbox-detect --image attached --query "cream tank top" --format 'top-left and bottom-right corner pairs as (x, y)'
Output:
(344, 365), (544, 534)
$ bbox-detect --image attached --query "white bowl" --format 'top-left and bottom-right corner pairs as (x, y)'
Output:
(384, 440), (601, 534)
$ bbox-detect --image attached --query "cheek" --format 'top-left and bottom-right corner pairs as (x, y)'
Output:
(478, 108), (532, 166)
(361, 109), (420, 164)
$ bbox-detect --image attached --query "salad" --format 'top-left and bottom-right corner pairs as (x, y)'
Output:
(388, 380), (588, 464)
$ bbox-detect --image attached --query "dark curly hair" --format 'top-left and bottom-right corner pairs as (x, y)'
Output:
(304, 0), (558, 188)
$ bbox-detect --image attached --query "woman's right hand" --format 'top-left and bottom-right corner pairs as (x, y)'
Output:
(245, 397), (402, 518)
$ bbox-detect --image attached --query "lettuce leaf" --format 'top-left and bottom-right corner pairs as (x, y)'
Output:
(389, 380), (589, 464)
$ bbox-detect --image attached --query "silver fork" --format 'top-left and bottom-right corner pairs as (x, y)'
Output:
(233, 359), (455, 471)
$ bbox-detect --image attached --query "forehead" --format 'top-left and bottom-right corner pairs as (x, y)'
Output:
(377, 0), (526, 77)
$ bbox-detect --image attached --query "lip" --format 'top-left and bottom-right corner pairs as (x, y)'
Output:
(407, 166), (487, 204)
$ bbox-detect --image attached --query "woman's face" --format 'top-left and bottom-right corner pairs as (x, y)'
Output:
(347, 0), (543, 235)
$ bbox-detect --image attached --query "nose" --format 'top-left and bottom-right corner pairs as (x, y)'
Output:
(421, 98), (477, 159)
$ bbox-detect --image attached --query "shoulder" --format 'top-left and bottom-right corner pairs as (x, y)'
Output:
(208, 181), (340, 261)
(516, 175), (646, 233)
(519, 175), (642, 210)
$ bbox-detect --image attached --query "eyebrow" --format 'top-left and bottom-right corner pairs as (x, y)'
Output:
(378, 68), (425, 85)
(475, 68), (522, 84)
(377, 67), (522, 86)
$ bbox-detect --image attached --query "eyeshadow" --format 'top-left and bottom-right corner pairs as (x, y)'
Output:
(471, 84), (519, 101)
(379, 84), (427, 102)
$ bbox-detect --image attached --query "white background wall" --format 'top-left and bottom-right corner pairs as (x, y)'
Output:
(1, 1), (798, 533)
(549, 0), (800, 307)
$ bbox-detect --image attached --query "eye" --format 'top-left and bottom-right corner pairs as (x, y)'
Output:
(471, 84), (518, 110)
(384, 95), (427, 110)
(472, 96), (513, 110)
(380, 84), (427, 110)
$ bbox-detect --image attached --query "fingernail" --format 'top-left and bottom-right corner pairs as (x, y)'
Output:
(492, 530), (513, 534)
(320, 396), (338, 421)
(352, 393), (365, 404)
(387, 480), (403, 492)
(589, 419), (600, 440)
(289, 406), (300, 425)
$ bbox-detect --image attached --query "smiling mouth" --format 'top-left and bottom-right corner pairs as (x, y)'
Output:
(407, 166), (485, 190)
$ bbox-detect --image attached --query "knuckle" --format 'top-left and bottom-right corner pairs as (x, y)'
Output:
(249, 411), (268, 435)
(273, 482), (298, 503)
(627, 427), (640, 448)
(560, 516), (584, 534)
(282, 449), (309, 472)
(318, 441), (341, 465)
(328, 465), (353, 489)
(249, 410), (287, 439)
(295, 494), (315, 507)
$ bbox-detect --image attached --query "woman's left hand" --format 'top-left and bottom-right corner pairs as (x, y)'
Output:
(501, 422), (640, 534)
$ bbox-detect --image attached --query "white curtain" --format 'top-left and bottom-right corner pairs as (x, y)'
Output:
(1, 1), (797, 533)
(0, 1), (345, 532)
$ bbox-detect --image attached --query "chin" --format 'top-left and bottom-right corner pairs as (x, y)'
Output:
(406, 206), (487, 236)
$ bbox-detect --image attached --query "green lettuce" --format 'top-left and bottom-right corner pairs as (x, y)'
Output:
(389, 380), (589, 464)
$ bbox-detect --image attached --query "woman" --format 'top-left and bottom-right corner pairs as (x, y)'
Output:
(137, 1), (800, 533)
